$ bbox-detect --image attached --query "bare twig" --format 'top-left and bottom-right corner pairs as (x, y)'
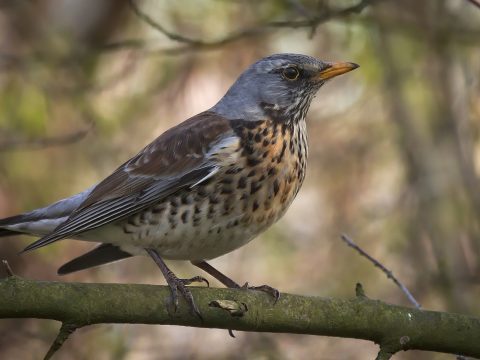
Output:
(340, 234), (421, 309)
(1, 260), (14, 277)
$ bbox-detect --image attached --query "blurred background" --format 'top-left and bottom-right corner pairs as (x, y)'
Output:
(0, 0), (479, 359)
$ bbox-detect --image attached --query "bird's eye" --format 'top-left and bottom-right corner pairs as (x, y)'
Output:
(282, 66), (300, 81)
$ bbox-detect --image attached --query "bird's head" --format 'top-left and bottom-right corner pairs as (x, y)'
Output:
(212, 53), (359, 123)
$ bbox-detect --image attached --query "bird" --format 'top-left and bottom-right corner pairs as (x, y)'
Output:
(0, 53), (358, 317)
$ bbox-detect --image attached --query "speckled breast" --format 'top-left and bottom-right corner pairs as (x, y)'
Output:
(121, 118), (308, 260)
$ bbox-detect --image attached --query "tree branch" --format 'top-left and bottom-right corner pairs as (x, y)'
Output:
(118, 0), (380, 54)
(0, 275), (479, 358)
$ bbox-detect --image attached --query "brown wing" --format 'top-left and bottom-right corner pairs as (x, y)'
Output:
(22, 111), (237, 252)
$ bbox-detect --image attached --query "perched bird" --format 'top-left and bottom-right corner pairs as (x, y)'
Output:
(0, 54), (358, 316)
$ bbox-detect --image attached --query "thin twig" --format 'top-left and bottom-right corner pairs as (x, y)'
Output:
(1, 260), (14, 277)
(340, 234), (421, 309)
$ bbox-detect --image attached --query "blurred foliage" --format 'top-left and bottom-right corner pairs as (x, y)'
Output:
(0, 0), (479, 359)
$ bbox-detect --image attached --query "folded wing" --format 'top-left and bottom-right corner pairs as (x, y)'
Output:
(22, 111), (237, 252)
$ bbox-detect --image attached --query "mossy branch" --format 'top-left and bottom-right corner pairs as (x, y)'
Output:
(0, 275), (479, 359)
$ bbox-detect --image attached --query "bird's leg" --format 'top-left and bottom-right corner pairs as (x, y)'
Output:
(191, 260), (241, 288)
(146, 249), (206, 319)
(191, 260), (280, 303)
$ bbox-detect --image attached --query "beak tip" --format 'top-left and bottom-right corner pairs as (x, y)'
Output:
(317, 61), (360, 81)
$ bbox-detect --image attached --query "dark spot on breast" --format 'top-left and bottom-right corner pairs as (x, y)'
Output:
(254, 133), (262, 143)
(262, 151), (269, 158)
(252, 201), (259, 211)
(263, 139), (269, 147)
(238, 177), (247, 189)
(247, 169), (256, 177)
(250, 182), (262, 195)
(258, 175), (265, 182)
(208, 204), (215, 218)
(152, 205), (165, 214)
(247, 157), (262, 166)
(168, 216), (178, 229)
(273, 180), (280, 196)
(247, 132), (254, 141)
(277, 140), (287, 163)
(170, 198), (179, 208)
(220, 177), (233, 185)
(194, 205), (201, 214)
(226, 167), (241, 174)
(197, 187), (207, 197)
(221, 187), (233, 195)
(267, 167), (277, 177)
(181, 210), (189, 224)
(262, 128), (269, 136)
(181, 194), (192, 205)
(208, 194), (220, 204)
(244, 145), (255, 155)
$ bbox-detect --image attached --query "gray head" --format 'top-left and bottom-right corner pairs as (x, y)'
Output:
(212, 53), (358, 123)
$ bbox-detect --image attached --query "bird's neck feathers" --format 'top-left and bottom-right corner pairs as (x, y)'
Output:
(211, 83), (315, 124)
(211, 81), (265, 122)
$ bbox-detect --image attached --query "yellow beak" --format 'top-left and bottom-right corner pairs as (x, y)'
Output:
(315, 61), (359, 81)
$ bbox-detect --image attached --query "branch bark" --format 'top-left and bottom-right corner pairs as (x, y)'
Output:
(1, 275), (479, 358)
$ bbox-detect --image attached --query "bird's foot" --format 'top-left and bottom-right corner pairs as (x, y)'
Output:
(146, 248), (206, 319)
(241, 282), (280, 303)
(166, 275), (206, 319)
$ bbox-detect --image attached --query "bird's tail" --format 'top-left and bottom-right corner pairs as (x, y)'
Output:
(0, 211), (63, 237)
(0, 187), (93, 238)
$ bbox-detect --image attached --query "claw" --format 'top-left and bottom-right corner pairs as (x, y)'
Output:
(176, 279), (203, 320)
(241, 282), (280, 303)
(180, 275), (210, 288)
